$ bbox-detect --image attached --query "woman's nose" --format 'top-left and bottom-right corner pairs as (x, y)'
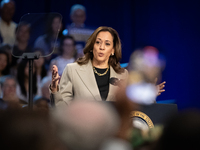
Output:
(99, 43), (105, 50)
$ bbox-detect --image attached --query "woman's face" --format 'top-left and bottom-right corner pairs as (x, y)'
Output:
(52, 17), (62, 34)
(0, 54), (7, 72)
(62, 38), (75, 57)
(92, 31), (114, 65)
(17, 25), (30, 43)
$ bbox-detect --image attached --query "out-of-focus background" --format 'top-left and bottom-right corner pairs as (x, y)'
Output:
(2, 0), (200, 110)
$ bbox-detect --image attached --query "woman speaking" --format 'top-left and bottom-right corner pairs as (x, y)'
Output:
(50, 26), (128, 106)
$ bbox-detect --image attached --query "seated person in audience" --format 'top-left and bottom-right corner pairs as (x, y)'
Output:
(12, 22), (32, 69)
(64, 4), (95, 57)
(0, 0), (17, 46)
(0, 49), (10, 85)
(16, 59), (37, 103)
(0, 44), (18, 76)
(0, 76), (27, 108)
(34, 76), (51, 106)
(12, 22), (32, 57)
(34, 13), (63, 67)
(49, 35), (77, 76)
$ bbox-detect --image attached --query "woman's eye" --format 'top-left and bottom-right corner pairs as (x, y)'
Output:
(96, 41), (100, 44)
(106, 43), (110, 46)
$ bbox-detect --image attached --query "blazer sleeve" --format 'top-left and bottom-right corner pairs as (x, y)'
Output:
(50, 64), (74, 107)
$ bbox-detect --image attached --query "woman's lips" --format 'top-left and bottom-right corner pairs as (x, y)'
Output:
(98, 53), (104, 57)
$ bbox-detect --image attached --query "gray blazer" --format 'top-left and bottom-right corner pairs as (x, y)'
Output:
(51, 60), (128, 107)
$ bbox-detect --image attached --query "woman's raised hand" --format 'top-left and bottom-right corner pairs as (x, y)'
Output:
(51, 65), (60, 92)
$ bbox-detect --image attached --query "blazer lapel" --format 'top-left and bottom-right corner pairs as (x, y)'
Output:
(106, 66), (119, 101)
(75, 60), (102, 101)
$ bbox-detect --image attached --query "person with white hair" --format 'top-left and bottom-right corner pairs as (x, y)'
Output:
(64, 4), (95, 57)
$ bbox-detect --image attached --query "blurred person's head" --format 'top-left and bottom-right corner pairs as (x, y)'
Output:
(17, 59), (37, 97)
(70, 4), (86, 27)
(1, 76), (17, 101)
(0, 49), (10, 76)
(45, 13), (62, 39)
(53, 100), (120, 150)
(60, 35), (77, 58)
(77, 26), (124, 74)
(0, 109), (58, 150)
(15, 22), (31, 43)
(0, 0), (15, 24)
(154, 110), (200, 150)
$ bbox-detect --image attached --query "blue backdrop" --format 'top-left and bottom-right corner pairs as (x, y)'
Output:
(11, 0), (200, 110)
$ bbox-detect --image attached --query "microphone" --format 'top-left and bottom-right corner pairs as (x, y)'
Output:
(109, 77), (122, 86)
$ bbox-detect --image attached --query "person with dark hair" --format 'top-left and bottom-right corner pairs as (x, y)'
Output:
(49, 35), (77, 75)
(34, 13), (63, 56)
(12, 21), (32, 71)
(50, 26), (128, 106)
(0, 0), (16, 46)
(16, 59), (37, 103)
(12, 21), (32, 57)
(0, 49), (10, 84)
(34, 49), (47, 97)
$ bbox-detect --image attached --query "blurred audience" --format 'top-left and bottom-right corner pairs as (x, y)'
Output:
(12, 21), (32, 70)
(53, 100), (121, 150)
(34, 13), (63, 68)
(64, 4), (95, 57)
(0, 49), (10, 84)
(12, 21), (32, 56)
(50, 35), (77, 75)
(34, 76), (52, 107)
(34, 49), (47, 96)
(126, 46), (166, 105)
(0, 76), (27, 108)
(0, 0), (17, 46)
(16, 59), (37, 102)
(0, 109), (59, 150)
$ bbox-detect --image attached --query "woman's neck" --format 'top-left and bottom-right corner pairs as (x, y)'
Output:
(92, 60), (109, 69)
(17, 41), (28, 50)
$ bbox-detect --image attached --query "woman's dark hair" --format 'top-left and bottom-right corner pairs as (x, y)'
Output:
(15, 21), (31, 34)
(33, 48), (47, 79)
(76, 26), (124, 74)
(59, 35), (77, 57)
(0, 48), (10, 75)
(17, 59), (37, 97)
(44, 13), (62, 44)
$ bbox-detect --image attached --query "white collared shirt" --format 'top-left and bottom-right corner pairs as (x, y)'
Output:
(0, 18), (17, 46)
